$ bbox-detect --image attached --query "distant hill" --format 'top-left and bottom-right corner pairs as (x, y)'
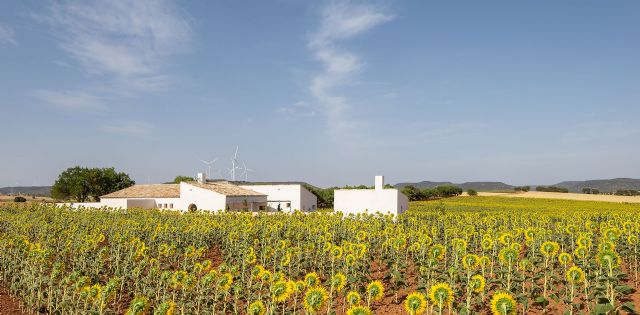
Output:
(552, 178), (640, 193)
(0, 186), (52, 196)
(394, 181), (513, 191)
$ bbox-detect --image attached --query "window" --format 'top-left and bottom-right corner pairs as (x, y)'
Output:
(164, 203), (167, 209)
(259, 205), (265, 211)
(169, 203), (173, 209)
(286, 202), (291, 208)
(157, 203), (162, 208)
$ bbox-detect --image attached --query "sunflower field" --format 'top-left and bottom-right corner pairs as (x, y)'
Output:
(1, 196), (639, 314)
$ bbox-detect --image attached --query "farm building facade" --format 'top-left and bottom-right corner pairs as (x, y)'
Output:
(238, 183), (317, 212)
(61, 177), (318, 212)
(334, 176), (409, 216)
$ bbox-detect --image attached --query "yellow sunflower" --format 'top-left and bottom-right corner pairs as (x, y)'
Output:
(490, 292), (517, 315)
(404, 292), (428, 315)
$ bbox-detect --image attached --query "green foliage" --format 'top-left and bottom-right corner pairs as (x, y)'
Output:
(13, 196), (27, 202)
(401, 185), (463, 201)
(173, 176), (195, 183)
(51, 166), (134, 202)
(615, 189), (640, 196)
(514, 186), (530, 192)
(467, 189), (478, 196)
(535, 185), (569, 193)
(582, 187), (601, 194)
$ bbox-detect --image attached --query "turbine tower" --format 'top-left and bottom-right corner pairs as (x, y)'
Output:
(199, 158), (218, 178)
(240, 161), (254, 181)
(228, 146), (241, 181)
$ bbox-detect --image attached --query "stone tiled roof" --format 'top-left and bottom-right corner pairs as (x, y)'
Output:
(101, 184), (180, 198)
(186, 181), (266, 197)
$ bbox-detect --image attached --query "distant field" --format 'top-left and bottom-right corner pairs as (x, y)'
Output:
(477, 190), (640, 203)
(411, 195), (640, 212)
(0, 195), (55, 203)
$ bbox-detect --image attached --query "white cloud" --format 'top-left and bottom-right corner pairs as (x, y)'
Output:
(31, 89), (105, 111)
(308, 1), (393, 134)
(0, 23), (16, 45)
(102, 120), (154, 137)
(36, 0), (192, 92)
(276, 101), (317, 119)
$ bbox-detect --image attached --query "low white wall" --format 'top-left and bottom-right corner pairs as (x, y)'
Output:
(179, 182), (226, 211)
(239, 184), (318, 212)
(334, 189), (405, 215)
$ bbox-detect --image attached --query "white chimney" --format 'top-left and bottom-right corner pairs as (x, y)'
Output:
(197, 172), (206, 183)
(375, 175), (384, 190)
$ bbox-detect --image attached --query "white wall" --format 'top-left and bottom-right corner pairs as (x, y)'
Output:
(179, 182), (227, 211)
(300, 186), (318, 211)
(239, 184), (317, 212)
(334, 189), (407, 216)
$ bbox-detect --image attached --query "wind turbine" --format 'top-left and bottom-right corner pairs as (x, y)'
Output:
(228, 146), (241, 181)
(199, 158), (218, 178)
(240, 161), (254, 181)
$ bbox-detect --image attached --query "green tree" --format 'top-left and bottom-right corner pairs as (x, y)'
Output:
(467, 189), (478, 196)
(173, 176), (195, 183)
(402, 185), (424, 201)
(51, 166), (134, 202)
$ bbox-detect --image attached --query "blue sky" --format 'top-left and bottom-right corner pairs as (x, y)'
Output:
(1, 0), (639, 187)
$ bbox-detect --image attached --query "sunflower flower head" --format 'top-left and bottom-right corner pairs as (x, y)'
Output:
(490, 292), (517, 315)
(366, 280), (385, 302)
(303, 286), (328, 313)
(404, 292), (428, 315)
(346, 305), (372, 315)
(429, 282), (453, 308)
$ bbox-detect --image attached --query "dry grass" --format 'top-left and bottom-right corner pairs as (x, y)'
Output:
(475, 190), (640, 203)
(0, 195), (55, 203)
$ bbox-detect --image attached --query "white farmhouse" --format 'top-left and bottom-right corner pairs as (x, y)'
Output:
(64, 177), (268, 212)
(238, 183), (317, 212)
(334, 176), (409, 216)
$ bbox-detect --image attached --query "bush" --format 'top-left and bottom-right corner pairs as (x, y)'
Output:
(514, 186), (530, 192)
(535, 186), (569, 193)
(615, 190), (640, 196)
(14, 196), (27, 202)
(467, 189), (478, 196)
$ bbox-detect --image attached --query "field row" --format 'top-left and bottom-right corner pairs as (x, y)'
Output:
(0, 197), (639, 314)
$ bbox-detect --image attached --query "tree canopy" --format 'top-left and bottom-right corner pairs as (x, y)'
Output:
(51, 166), (135, 202)
(173, 176), (195, 183)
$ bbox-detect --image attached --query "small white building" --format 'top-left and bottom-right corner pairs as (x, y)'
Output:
(334, 176), (409, 216)
(238, 183), (317, 212)
(64, 177), (268, 212)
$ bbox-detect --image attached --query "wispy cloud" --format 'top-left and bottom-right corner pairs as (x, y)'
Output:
(35, 0), (192, 92)
(308, 1), (393, 134)
(102, 120), (154, 137)
(31, 89), (105, 112)
(0, 23), (16, 45)
(276, 101), (317, 119)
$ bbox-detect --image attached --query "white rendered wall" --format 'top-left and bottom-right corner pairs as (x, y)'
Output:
(397, 190), (409, 215)
(300, 186), (318, 211)
(179, 182), (227, 211)
(334, 189), (405, 216)
(239, 185), (317, 212)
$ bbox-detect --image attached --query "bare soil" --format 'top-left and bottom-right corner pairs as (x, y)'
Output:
(0, 288), (29, 315)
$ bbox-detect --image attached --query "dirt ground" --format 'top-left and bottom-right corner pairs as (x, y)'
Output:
(476, 191), (640, 203)
(0, 288), (28, 315)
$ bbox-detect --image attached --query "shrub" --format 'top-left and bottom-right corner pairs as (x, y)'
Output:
(514, 186), (530, 192)
(535, 186), (569, 193)
(467, 189), (478, 196)
(14, 196), (27, 202)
